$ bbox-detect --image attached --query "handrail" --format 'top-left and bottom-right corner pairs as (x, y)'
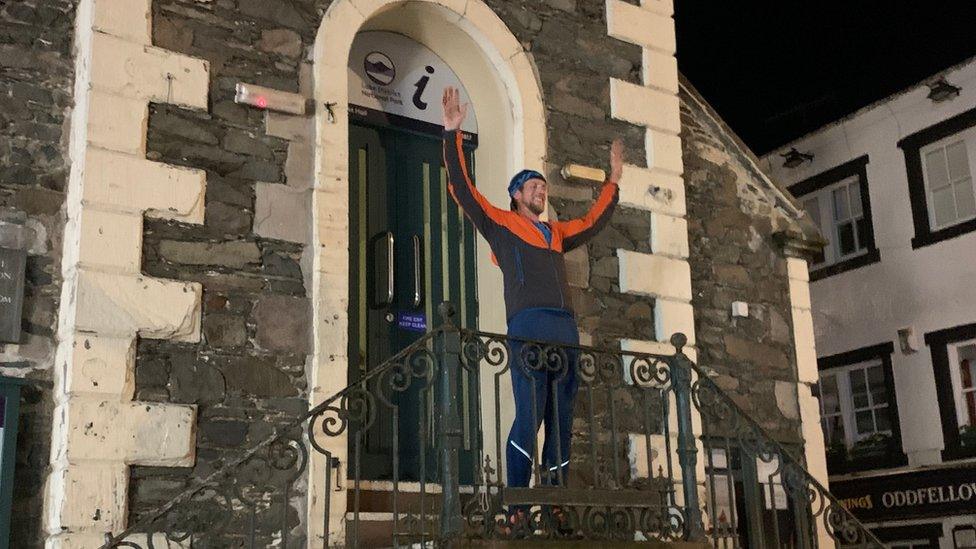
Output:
(100, 317), (883, 548)
(686, 355), (885, 548)
(100, 329), (442, 548)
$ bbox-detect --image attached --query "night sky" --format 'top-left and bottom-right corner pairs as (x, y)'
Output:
(674, 1), (976, 156)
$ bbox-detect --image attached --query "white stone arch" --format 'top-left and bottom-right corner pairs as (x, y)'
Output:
(308, 1), (546, 542)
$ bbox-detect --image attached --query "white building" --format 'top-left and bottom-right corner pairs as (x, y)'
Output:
(762, 57), (976, 548)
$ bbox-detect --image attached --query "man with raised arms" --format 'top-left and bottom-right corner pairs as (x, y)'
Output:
(441, 86), (623, 525)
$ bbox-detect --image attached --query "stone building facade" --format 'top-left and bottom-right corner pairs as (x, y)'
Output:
(0, 0), (828, 546)
(762, 58), (976, 547)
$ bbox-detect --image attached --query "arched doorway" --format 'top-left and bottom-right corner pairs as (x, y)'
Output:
(310, 1), (547, 542)
(346, 30), (480, 481)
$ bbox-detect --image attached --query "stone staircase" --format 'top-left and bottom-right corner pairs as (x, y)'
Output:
(99, 318), (884, 548)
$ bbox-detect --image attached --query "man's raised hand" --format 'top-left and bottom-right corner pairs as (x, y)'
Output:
(442, 86), (468, 131)
(609, 138), (624, 183)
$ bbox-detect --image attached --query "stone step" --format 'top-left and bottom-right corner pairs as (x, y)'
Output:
(344, 511), (709, 548)
(347, 482), (477, 513)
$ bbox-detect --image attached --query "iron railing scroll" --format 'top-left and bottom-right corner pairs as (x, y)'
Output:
(100, 302), (883, 548)
(689, 358), (885, 549)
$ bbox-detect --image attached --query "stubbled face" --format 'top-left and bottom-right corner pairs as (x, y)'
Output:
(515, 178), (547, 216)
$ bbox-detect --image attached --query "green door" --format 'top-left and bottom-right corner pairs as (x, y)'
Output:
(348, 123), (479, 482)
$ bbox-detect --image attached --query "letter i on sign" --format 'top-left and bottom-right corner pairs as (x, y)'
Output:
(413, 66), (434, 110)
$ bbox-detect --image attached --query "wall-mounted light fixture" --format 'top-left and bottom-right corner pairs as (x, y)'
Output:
(897, 326), (919, 354)
(927, 77), (961, 103)
(560, 164), (606, 182)
(780, 147), (814, 169)
(235, 83), (307, 115)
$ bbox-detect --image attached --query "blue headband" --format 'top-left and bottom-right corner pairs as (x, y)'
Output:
(508, 169), (546, 197)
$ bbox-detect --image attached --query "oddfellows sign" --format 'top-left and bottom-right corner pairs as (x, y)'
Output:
(832, 466), (976, 522)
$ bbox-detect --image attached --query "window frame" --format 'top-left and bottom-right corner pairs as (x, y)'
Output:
(818, 359), (893, 448)
(920, 133), (976, 231)
(898, 106), (976, 249)
(924, 322), (976, 460)
(817, 342), (907, 474)
(788, 155), (881, 281)
(947, 338), (976, 429)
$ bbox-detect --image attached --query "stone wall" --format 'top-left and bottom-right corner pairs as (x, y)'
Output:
(680, 85), (804, 441)
(482, 0), (653, 345)
(133, 0), (659, 536)
(0, 1), (75, 547)
(0, 0), (819, 543)
(120, 2), (319, 543)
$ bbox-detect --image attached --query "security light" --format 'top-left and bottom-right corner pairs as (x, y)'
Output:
(927, 77), (961, 103)
(780, 148), (814, 169)
(235, 83), (307, 115)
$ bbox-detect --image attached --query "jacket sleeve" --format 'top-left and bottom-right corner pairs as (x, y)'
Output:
(552, 181), (619, 252)
(442, 129), (505, 238)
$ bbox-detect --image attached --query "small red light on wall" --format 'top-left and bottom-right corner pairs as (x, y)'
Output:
(255, 96), (268, 109)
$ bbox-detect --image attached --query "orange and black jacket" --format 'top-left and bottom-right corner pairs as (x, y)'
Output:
(442, 129), (619, 321)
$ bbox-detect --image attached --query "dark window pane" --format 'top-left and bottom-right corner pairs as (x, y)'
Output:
(803, 197), (821, 230)
(966, 392), (976, 427)
(868, 365), (887, 405)
(856, 217), (871, 250)
(875, 407), (891, 432)
(855, 411), (875, 434)
(833, 187), (850, 220)
(811, 249), (826, 265)
(850, 368), (867, 396)
(850, 181), (863, 217)
(826, 415), (845, 445)
(837, 222), (856, 255)
(820, 375), (841, 414)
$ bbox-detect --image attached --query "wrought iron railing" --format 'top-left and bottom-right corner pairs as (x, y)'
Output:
(101, 303), (882, 548)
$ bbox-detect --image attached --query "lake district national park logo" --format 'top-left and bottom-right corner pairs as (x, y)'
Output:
(364, 51), (396, 86)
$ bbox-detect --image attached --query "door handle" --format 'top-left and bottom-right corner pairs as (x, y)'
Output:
(385, 231), (394, 305)
(413, 235), (422, 308)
